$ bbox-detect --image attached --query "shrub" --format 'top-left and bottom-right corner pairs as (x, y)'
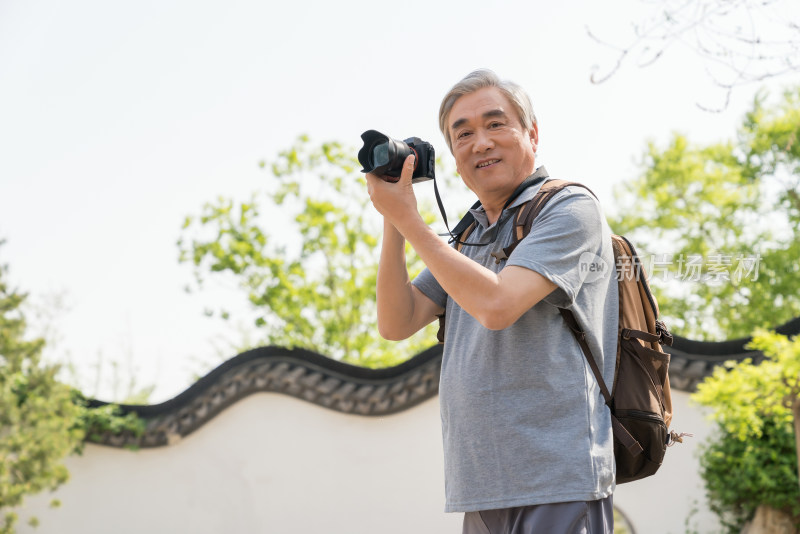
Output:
(692, 329), (800, 532)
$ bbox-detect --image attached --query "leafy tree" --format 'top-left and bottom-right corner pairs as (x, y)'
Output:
(692, 330), (800, 532)
(609, 87), (800, 339)
(178, 136), (444, 367)
(0, 244), (83, 533)
(0, 243), (144, 533)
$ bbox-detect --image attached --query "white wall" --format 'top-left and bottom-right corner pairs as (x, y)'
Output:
(16, 394), (461, 534)
(15, 390), (720, 534)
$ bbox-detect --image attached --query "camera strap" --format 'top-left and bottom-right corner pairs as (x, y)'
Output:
(435, 167), (549, 247)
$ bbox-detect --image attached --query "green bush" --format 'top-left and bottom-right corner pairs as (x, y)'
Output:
(0, 249), (144, 533)
(692, 329), (800, 533)
(0, 260), (82, 533)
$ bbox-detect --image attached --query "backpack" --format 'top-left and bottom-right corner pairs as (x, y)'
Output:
(437, 178), (683, 484)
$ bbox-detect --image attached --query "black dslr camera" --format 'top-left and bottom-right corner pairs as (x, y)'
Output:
(358, 130), (435, 183)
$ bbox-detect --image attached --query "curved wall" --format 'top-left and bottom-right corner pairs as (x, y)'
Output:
(16, 315), (800, 534)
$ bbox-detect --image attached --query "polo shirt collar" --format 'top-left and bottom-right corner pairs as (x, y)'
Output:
(468, 166), (549, 229)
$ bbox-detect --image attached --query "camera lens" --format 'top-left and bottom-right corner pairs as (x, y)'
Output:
(371, 143), (390, 168)
(358, 130), (435, 183)
(358, 130), (415, 178)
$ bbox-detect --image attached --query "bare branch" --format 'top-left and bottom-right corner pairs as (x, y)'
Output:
(588, 0), (800, 110)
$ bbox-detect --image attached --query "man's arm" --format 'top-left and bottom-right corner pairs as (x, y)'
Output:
(367, 156), (557, 331)
(375, 218), (444, 340)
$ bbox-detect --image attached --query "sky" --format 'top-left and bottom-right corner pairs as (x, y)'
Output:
(2, 0), (799, 403)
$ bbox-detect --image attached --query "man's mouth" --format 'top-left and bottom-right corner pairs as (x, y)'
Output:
(476, 159), (500, 169)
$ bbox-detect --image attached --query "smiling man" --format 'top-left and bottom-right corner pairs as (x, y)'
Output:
(366, 70), (618, 534)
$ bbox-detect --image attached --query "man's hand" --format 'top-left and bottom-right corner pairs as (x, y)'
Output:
(366, 154), (422, 235)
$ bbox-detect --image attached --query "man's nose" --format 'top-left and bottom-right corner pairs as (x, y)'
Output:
(472, 129), (494, 152)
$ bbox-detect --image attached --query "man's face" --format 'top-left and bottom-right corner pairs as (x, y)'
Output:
(448, 87), (538, 200)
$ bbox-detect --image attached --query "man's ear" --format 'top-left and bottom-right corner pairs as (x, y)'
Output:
(529, 123), (539, 153)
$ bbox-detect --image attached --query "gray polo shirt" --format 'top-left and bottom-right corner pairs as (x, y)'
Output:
(413, 175), (618, 513)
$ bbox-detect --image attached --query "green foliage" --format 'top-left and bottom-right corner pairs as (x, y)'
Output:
(179, 136), (441, 367)
(692, 330), (800, 532)
(0, 245), (144, 533)
(0, 256), (82, 533)
(71, 393), (146, 448)
(610, 88), (800, 339)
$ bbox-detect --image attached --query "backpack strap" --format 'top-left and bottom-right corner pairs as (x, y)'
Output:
(559, 307), (644, 457)
(489, 180), (598, 264)
(448, 200), (481, 244)
(456, 221), (478, 253)
(621, 328), (661, 344)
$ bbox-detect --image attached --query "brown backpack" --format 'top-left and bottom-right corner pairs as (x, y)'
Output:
(439, 179), (682, 484)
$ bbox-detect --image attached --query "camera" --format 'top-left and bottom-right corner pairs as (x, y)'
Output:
(358, 130), (435, 183)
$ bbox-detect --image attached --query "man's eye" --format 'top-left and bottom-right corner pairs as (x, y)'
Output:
(457, 131), (471, 139)
(489, 122), (503, 128)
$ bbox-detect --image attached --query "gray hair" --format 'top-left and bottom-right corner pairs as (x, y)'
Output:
(438, 69), (537, 152)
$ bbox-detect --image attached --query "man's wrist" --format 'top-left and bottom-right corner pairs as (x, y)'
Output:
(394, 212), (430, 243)
(382, 218), (405, 247)
(400, 217), (446, 259)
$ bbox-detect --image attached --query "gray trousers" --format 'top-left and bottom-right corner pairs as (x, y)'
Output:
(462, 495), (613, 534)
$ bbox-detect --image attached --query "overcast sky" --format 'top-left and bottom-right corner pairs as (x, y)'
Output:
(2, 0), (799, 403)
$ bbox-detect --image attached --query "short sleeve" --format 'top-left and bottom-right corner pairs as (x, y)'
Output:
(506, 188), (608, 309)
(412, 267), (448, 309)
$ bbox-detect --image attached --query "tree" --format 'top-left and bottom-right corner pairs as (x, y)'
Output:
(0, 243), (83, 533)
(609, 87), (800, 340)
(0, 243), (144, 533)
(589, 0), (800, 110)
(692, 329), (800, 532)
(178, 136), (445, 367)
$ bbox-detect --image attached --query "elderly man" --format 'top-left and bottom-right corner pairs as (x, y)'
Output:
(366, 69), (617, 534)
